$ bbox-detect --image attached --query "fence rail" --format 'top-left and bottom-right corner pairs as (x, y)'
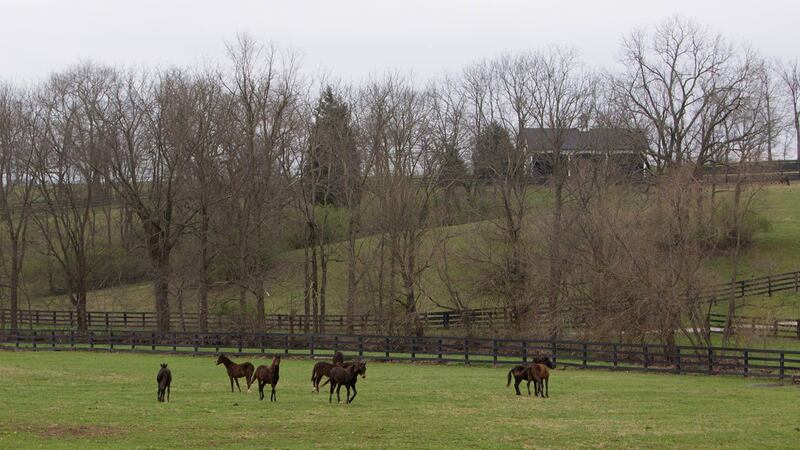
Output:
(0, 307), (513, 332)
(2, 270), (798, 333)
(1, 329), (798, 380)
(709, 313), (800, 339)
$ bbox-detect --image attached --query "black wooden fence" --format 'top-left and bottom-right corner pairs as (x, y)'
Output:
(709, 313), (800, 339)
(1, 329), (798, 380)
(2, 270), (798, 333)
(0, 307), (512, 332)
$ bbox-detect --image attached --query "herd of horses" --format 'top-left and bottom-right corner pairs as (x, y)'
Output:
(155, 352), (555, 403)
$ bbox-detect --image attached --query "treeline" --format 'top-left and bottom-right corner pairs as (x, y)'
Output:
(0, 17), (796, 347)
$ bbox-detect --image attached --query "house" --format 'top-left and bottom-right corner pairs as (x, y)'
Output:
(522, 128), (648, 179)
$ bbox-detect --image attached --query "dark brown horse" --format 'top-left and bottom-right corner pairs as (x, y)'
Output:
(310, 352), (349, 393)
(251, 355), (281, 401)
(329, 360), (367, 404)
(216, 354), (254, 393)
(506, 356), (556, 396)
(156, 363), (171, 402)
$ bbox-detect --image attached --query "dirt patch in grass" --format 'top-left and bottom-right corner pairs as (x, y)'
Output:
(35, 424), (122, 439)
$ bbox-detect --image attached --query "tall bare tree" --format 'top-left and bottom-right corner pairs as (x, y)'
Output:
(0, 84), (35, 331)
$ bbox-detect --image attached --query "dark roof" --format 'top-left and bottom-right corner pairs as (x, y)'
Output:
(522, 128), (647, 154)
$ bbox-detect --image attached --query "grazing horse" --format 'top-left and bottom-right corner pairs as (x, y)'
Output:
(216, 354), (254, 393)
(251, 355), (281, 401)
(329, 360), (367, 404)
(506, 356), (556, 396)
(310, 352), (349, 393)
(156, 363), (171, 402)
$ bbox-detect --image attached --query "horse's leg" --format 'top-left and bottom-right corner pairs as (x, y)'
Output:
(271, 383), (276, 402)
(544, 378), (549, 398)
(329, 382), (335, 403)
(336, 384), (342, 403)
(526, 379), (531, 396)
(235, 377), (242, 392)
(230, 376), (234, 392)
(514, 377), (522, 396)
(349, 384), (357, 404)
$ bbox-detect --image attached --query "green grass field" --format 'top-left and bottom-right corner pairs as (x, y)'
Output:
(1, 351), (799, 449)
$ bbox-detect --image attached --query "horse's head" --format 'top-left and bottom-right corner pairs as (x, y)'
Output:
(215, 354), (225, 365)
(356, 360), (367, 379)
(160, 363), (168, 369)
(272, 355), (281, 366)
(534, 356), (556, 369)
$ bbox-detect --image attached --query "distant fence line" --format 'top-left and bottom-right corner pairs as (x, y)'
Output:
(1, 329), (798, 380)
(708, 313), (800, 340)
(2, 270), (798, 334)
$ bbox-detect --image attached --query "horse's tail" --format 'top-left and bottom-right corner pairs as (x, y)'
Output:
(506, 369), (513, 387)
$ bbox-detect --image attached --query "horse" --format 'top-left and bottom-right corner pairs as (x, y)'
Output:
(329, 360), (367, 404)
(251, 355), (281, 401)
(216, 354), (255, 393)
(156, 363), (171, 402)
(506, 356), (556, 396)
(531, 363), (551, 398)
(310, 351), (349, 393)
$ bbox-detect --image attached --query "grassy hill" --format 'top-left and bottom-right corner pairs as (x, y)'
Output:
(21, 184), (800, 320)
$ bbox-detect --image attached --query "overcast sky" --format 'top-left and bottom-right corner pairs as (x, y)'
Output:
(1, 0), (798, 83)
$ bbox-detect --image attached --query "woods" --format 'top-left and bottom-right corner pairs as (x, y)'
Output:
(0, 19), (796, 347)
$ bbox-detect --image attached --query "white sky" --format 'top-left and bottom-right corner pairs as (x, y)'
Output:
(1, 0), (798, 83)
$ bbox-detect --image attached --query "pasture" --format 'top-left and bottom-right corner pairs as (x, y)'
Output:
(0, 351), (798, 449)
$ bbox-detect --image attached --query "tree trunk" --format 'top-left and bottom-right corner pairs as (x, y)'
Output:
(548, 173), (564, 339)
(345, 210), (358, 333)
(319, 244), (328, 334)
(9, 256), (19, 331)
(153, 256), (171, 333)
(75, 292), (88, 333)
(198, 207), (209, 332)
(255, 284), (266, 333)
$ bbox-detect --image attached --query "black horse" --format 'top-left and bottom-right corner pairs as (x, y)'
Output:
(156, 363), (171, 402)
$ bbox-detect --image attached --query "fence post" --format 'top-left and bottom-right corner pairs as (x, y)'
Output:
(108, 330), (113, 351)
(707, 347), (714, 373)
(643, 345), (649, 369)
(522, 341), (528, 363)
(194, 334), (198, 353)
(123, 312), (128, 328)
(582, 343), (588, 367)
(768, 276), (772, 296)
(443, 312), (450, 329)
(309, 335), (315, 357)
(437, 338), (443, 362)
(464, 338), (469, 366)
(384, 337), (390, 359)
(284, 335), (289, 355)
(358, 336), (364, 357)
(795, 272), (799, 292)
(779, 352), (785, 379)
(52, 311), (56, 328)
(674, 347), (681, 374)
(743, 350), (749, 377)
(551, 341), (557, 366)
(151, 332), (156, 351)
(51, 330), (56, 349)
(142, 312), (146, 329)
(172, 332), (177, 352)
(492, 339), (498, 366)
(69, 310), (74, 328)
(105, 312), (110, 330)
(411, 337), (416, 362)
(613, 344), (618, 368)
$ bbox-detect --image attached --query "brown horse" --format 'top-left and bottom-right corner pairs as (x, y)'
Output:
(216, 354), (254, 393)
(329, 360), (367, 404)
(156, 363), (171, 402)
(506, 356), (556, 396)
(531, 363), (550, 398)
(251, 355), (281, 401)
(310, 351), (349, 393)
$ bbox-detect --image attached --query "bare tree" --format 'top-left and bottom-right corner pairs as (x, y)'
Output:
(0, 84), (35, 331)
(779, 59), (800, 160)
